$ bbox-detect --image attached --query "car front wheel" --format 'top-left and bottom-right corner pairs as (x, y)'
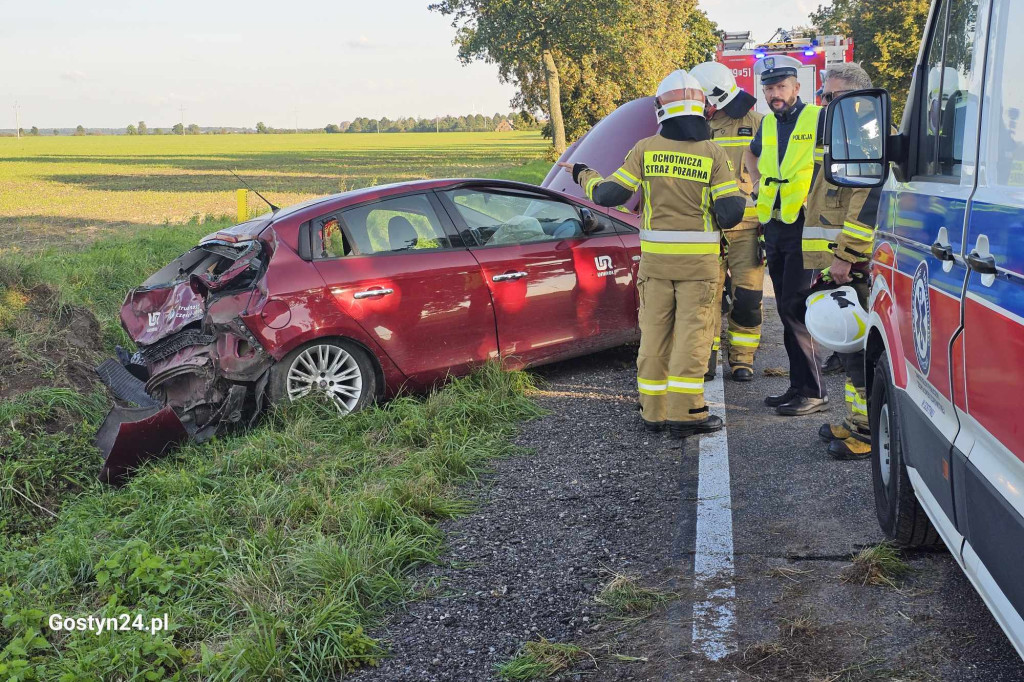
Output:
(269, 339), (377, 415)
(870, 354), (942, 548)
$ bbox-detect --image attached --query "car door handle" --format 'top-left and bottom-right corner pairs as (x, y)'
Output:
(492, 271), (528, 282)
(930, 242), (954, 262)
(353, 287), (394, 299)
(966, 251), (997, 275)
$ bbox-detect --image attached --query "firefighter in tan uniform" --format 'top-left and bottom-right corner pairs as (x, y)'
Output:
(802, 63), (883, 459)
(558, 70), (746, 437)
(691, 61), (765, 382)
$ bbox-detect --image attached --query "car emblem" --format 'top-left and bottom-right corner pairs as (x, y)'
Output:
(911, 260), (931, 376)
(594, 255), (613, 271)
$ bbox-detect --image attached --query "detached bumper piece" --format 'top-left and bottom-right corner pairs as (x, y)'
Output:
(95, 359), (187, 484)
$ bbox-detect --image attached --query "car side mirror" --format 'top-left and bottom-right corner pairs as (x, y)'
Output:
(824, 88), (893, 188)
(580, 207), (599, 234)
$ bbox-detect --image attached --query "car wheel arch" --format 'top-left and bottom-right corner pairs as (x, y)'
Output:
(273, 334), (386, 402)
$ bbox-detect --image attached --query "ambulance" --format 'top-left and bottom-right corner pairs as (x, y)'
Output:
(823, 0), (1024, 659)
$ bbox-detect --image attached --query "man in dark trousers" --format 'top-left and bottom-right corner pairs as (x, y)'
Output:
(742, 56), (827, 416)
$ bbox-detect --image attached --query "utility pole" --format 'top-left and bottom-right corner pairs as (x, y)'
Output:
(294, 109), (298, 134)
(179, 105), (185, 135)
(14, 101), (20, 139)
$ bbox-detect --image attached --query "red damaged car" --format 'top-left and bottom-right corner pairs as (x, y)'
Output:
(98, 100), (658, 480)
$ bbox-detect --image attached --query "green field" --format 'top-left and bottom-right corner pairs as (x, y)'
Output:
(0, 131), (550, 252)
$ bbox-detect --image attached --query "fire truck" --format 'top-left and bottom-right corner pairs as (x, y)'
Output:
(716, 29), (856, 113)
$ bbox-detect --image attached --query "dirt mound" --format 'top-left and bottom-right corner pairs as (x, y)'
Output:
(0, 283), (105, 404)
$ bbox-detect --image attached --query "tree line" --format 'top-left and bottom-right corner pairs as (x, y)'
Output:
(326, 111), (540, 134)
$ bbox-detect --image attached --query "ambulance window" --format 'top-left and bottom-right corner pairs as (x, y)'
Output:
(989, 1), (1024, 189)
(916, 0), (981, 179)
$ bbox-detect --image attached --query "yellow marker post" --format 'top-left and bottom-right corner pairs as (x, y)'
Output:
(236, 189), (247, 223)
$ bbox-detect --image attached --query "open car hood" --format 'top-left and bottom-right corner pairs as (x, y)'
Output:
(541, 96), (659, 213)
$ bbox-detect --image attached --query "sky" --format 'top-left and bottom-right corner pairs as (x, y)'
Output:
(0, 0), (823, 129)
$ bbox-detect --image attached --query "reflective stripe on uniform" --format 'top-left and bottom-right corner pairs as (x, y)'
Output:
(852, 392), (868, 416)
(814, 146), (825, 163)
(710, 180), (739, 199)
(845, 381), (856, 404)
(714, 136), (753, 147)
(612, 167), (641, 190)
(639, 224), (721, 254)
(638, 378), (667, 395)
(701, 187), (714, 232)
(712, 336), (721, 352)
(584, 176), (601, 200)
(743, 206), (759, 219)
(842, 220), (874, 241)
(729, 331), (760, 347)
(666, 104), (705, 116)
(667, 376), (704, 394)
(802, 224), (841, 253)
(642, 181), (652, 231)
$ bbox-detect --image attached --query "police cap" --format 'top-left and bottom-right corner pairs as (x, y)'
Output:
(754, 55), (801, 85)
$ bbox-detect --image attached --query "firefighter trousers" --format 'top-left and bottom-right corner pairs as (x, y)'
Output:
(764, 217), (826, 399)
(637, 275), (718, 425)
(713, 228), (765, 370)
(840, 277), (872, 435)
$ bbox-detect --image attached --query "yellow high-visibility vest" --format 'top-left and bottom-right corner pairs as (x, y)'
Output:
(756, 105), (822, 225)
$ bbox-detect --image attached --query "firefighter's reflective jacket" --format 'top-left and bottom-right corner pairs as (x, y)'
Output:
(802, 164), (881, 270)
(709, 108), (764, 230)
(572, 135), (746, 282)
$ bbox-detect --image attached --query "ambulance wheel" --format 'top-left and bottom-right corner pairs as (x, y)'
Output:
(870, 355), (942, 548)
(269, 338), (377, 415)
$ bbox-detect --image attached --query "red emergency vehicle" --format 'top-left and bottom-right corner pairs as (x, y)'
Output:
(716, 30), (855, 112)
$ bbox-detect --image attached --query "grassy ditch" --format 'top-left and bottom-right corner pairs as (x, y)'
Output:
(1, 224), (543, 680)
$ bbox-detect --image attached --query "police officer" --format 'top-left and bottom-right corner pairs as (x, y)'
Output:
(805, 63), (882, 459)
(742, 55), (827, 416)
(558, 69), (745, 437)
(691, 61), (765, 383)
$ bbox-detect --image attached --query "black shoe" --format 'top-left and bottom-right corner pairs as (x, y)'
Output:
(828, 437), (872, 460)
(776, 395), (830, 416)
(822, 352), (843, 375)
(764, 387), (798, 407)
(642, 419), (665, 433)
(668, 414), (724, 438)
(732, 367), (753, 382)
(818, 422), (851, 442)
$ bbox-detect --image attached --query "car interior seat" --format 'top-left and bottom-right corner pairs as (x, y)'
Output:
(387, 216), (419, 251)
(490, 215), (545, 244)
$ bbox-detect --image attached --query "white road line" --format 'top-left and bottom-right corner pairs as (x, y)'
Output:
(691, 359), (736, 661)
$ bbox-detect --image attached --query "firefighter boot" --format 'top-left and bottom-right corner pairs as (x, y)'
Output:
(828, 436), (872, 460)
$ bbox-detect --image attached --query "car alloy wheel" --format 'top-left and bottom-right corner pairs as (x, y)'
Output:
(286, 343), (364, 414)
(877, 402), (892, 489)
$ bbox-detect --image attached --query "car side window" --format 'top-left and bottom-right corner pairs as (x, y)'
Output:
(315, 194), (456, 258)
(442, 189), (584, 246)
(917, 0), (980, 179)
(989, 1), (1024, 190)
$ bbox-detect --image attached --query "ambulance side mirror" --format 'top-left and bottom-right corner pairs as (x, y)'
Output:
(823, 89), (892, 188)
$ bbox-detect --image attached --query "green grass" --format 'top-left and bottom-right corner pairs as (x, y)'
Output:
(496, 639), (591, 680)
(842, 542), (912, 588)
(595, 572), (674, 617)
(0, 132), (549, 252)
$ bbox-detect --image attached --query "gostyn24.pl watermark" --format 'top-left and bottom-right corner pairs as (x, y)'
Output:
(48, 613), (169, 635)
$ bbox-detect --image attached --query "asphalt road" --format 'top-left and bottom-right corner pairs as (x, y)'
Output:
(353, 278), (1024, 682)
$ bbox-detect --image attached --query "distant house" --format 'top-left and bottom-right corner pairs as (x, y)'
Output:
(494, 119), (514, 132)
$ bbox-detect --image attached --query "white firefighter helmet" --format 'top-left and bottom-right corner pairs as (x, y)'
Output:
(805, 286), (868, 354)
(690, 61), (741, 108)
(655, 69), (706, 122)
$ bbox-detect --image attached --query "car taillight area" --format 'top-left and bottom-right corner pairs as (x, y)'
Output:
(97, 231), (280, 482)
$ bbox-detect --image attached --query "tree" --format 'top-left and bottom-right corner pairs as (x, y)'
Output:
(29, 126), (39, 136)
(431, 0), (625, 154)
(512, 0), (718, 141)
(810, 0), (930, 120)
(187, 123), (200, 135)
(256, 121), (268, 134)
(325, 123), (341, 133)
(138, 120), (148, 135)
(126, 124), (138, 135)
(74, 125), (85, 136)
(52, 129), (59, 136)
(171, 123), (184, 135)
(154, 128), (163, 135)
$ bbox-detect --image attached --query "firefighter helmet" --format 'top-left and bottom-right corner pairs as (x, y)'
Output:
(805, 286), (868, 353)
(690, 62), (742, 109)
(655, 69), (706, 122)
